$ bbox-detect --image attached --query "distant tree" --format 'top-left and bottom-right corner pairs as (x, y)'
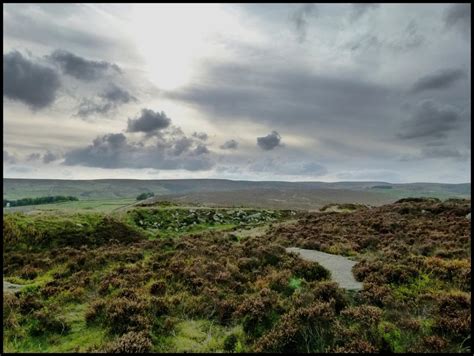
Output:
(3, 196), (79, 207)
(136, 192), (154, 201)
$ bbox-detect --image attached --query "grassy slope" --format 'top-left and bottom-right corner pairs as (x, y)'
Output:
(4, 178), (470, 201)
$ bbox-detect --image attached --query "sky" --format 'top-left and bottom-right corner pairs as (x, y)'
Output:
(3, 3), (471, 183)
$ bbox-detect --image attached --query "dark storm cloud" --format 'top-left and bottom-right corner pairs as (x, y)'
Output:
(411, 68), (465, 93)
(43, 151), (60, 163)
(350, 3), (379, 22)
(63, 131), (214, 171)
(49, 49), (121, 81)
(4, 150), (18, 164)
(220, 139), (239, 150)
(192, 132), (208, 141)
(290, 4), (317, 42)
(257, 131), (282, 150)
(127, 109), (171, 133)
(444, 4), (471, 36)
(398, 100), (461, 140)
(77, 84), (137, 117)
(3, 51), (61, 109)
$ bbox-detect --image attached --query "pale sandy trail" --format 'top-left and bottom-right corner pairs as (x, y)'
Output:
(286, 247), (363, 290)
(3, 280), (24, 294)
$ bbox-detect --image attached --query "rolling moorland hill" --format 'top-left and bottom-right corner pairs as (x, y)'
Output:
(3, 179), (470, 210)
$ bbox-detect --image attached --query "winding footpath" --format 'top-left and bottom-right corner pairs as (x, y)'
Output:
(3, 280), (24, 294)
(286, 247), (363, 290)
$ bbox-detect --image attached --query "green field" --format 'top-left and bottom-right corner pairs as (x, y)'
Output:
(3, 198), (137, 214)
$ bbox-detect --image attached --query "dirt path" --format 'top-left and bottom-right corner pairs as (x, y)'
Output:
(286, 247), (363, 290)
(3, 280), (24, 294)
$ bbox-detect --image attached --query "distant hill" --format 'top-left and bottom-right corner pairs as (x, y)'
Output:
(3, 179), (470, 207)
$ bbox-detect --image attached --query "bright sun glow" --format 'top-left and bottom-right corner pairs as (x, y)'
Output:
(130, 5), (226, 91)
(130, 4), (263, 91)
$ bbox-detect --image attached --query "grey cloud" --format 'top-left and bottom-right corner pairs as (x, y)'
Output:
(4, 150), (17, 164)
(444, 4), (471, 37)
(347, 34), (382, 52)
(290, 4), (317, 42)
(27, 153), (41, 161)
(64, 130), (213, 171)
(63, 133), (130, 169)
(389, 20), (425, 52)
(194, 144), (210, 155)
(350, 3), (379, 22)
(220, 139), (239, 150)
(420, 147), (467, 160)
(192, 132), (208, 141)
(127, 109), (171, 133)
(285, 161), (328, 176)
(77, 100), (114, 117)
(4, 51), (61, 109)
(77, 84), (137, 117)
(398, 100), (461, 140)
(247, 157), (327, 176)
(399, 147), (469, 161)
(8, 165), (34, 173)
(257, 131), (283, 150)
(43, 151), (60, 163)
(348, 21), (423, 54)
(411, 68), (465, 93)
(166, 61), (397, 136)
(172, 137), (193, 156)
(49, 49), (121, 81)
(4, 4), (139, 62)
(101, 84), (136, 103)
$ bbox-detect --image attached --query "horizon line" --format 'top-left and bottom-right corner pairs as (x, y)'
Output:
(2, 177), (471, 185)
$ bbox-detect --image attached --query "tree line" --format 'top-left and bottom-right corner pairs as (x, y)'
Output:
(3, 195), (79, 207)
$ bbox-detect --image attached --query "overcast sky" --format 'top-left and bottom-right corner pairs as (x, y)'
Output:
(3, 3), (471, 183)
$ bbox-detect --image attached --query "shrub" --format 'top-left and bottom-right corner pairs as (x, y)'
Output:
(103, 297), (151, 335)
(434, 291), (471, 337)
(85, 299), (107, 325)
(3, 294), (21, 329)
(223, 334), (238, 352)
(29, 307), (70, 336)
(254, 301), (335, 352)
(293, 260), (330, 282)
(149, 281), (167, 296)
(18, 265), (41, 280)
(311, 281), (348, 313)
(106, 331), (153, 353)
(136, 192), (154, 201)
(234, 289), (281, 339)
